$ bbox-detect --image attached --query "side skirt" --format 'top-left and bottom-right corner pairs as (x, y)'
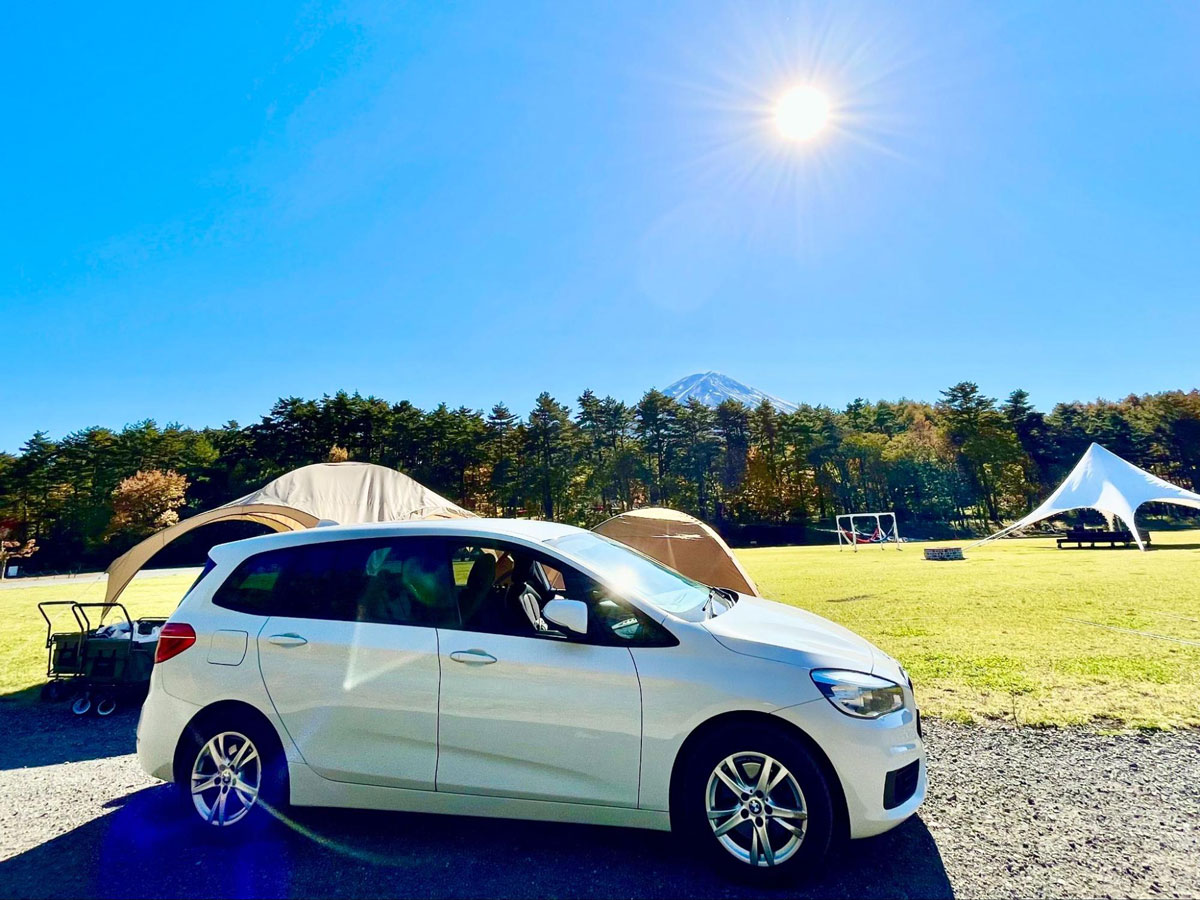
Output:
(288, 762), (672, 832)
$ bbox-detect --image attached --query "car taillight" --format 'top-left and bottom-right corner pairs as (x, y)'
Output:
(155, 623), (196, 663)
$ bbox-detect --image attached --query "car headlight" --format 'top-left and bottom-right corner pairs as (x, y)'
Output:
(811, 669), (905, 719)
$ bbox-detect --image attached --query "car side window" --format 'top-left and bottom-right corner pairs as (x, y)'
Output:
(212, 551), (287, 615)
(558, 568), (677, 647)
(213, 538), (458, 627)
(351, 538), (459, 627)
(444, 539), (675, 646)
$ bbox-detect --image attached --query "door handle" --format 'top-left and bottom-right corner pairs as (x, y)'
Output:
(450, 649), (497, 666)
(267, 633), (308, 648)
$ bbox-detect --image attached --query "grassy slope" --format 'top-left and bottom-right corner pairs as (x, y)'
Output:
(2, 532), (1197, 727)
(739, 530), (1200, 728)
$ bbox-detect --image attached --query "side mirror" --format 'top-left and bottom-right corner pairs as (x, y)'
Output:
(542, 599), (587, 636)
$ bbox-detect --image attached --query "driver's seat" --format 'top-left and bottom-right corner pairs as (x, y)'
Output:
(506, 559), (549, 633)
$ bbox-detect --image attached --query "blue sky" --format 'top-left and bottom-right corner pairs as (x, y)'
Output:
(4, 1), (1199, 451)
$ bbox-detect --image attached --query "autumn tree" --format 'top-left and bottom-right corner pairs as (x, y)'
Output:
(0, 522), (37, 579)
(106, 469), (189, 540)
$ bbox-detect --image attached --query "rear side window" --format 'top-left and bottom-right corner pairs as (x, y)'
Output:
(212, 551), (288, 616)
(212, 538), (458, 626)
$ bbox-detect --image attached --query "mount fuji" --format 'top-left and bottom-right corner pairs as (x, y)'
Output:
(662, 372), (799, 414)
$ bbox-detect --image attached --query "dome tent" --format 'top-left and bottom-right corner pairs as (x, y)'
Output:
(592, 507), (759, 596)
(103, 462), (473, 603)
(974, 443), (1200, 551)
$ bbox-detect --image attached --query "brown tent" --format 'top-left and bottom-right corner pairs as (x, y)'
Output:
(104, 462), (473, 604)
(592, 507), (759, 596)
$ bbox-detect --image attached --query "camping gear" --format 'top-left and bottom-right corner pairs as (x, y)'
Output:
(1056, 527), (1150, 549)
(38, 601), (166, 715)
(592, 508), (759, 596)
(974, 443), (1200, 551)
(104, 462), (475, 607)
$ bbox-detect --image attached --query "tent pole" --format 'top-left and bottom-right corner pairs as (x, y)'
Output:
(968, 521), (1022, 549)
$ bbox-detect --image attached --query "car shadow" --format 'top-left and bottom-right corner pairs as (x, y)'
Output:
(0, 782), (952, 899)
(0, 694), (139, 771)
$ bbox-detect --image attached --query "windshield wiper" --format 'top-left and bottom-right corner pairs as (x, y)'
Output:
(703, 586), (737, 619)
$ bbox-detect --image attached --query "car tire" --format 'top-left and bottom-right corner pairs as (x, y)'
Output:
(673, 723), (834, 884)
(176, 713), (287, 833)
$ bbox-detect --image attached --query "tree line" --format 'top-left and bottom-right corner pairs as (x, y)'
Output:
(3, 382), (1198, 573)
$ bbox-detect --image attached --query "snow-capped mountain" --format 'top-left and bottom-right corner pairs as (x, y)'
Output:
(662, 372), (799, 414)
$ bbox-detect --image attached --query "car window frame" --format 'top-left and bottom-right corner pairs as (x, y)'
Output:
(211, 536), (461, 628)
(436, 536), (678, 648)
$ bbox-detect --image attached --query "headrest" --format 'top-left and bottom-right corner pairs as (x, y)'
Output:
(466, 553), (497, 590)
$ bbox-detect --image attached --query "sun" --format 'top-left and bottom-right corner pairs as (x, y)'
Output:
(774, 86), (831, 141)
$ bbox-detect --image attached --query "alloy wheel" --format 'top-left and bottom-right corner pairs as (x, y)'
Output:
(190, 730), (262, 827)
(705, 751), (808, 867)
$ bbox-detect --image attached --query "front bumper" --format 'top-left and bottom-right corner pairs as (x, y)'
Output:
(772, 696), (926, 839)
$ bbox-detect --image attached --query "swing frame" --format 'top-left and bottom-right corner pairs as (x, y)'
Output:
(836, 511), (902, 551)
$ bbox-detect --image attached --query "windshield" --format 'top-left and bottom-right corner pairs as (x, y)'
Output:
(548, 532), (711, 615)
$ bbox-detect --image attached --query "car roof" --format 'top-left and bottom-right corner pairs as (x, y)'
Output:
(208, 517), (586, 564)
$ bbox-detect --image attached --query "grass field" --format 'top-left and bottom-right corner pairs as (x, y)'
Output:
(2, 532), (1198, 728)
(742, 530), (1200, 728)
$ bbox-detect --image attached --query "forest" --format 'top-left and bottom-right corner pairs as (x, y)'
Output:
(3, 382), (1199, 573)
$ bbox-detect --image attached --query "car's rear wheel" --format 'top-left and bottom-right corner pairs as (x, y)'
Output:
(177, 715), (286, 831)
(675, 724), (834, 883)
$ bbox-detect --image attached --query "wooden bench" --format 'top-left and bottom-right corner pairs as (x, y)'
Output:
(1056, 527), (1151, 549)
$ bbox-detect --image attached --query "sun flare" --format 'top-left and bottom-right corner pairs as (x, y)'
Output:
(774, 86), (831, 141)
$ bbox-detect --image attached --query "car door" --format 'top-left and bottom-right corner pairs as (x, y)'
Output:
(252, 537), (455, 790)
(434, 541), (653, 808)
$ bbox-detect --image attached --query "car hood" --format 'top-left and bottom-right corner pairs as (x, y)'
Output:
(703, 594), (889, 675)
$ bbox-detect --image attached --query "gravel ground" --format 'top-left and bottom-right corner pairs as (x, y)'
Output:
(0, 702), (1197, 899)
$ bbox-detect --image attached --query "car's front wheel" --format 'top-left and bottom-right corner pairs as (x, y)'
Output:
(177, 715), (286, 831)
(675, 724), (834, 883)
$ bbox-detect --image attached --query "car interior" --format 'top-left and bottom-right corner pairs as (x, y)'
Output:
(455, 546), (563, 636)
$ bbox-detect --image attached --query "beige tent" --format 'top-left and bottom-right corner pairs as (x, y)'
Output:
(593, 507), (759, 596)
(104, 462), (473, 603)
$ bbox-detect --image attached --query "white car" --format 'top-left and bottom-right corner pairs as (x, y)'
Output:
(137, 518), (924, 882)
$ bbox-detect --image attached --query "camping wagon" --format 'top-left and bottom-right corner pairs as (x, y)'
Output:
(38, 600), (166, 715)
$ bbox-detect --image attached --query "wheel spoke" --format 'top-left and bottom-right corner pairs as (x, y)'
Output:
(766, 765), (790, 795)
(712, 813), (742, 837)
(770, 806), (808, 821)
(707, 806), (738, 820)
(232, 741), (257, 771)
(755, 757), (773, 794)
(191, 775), (219, 794)
(234, 778), (258, 805)
(714, 760), (747, 795)
(757, 821), (776, 866)
(206, 795), (219, 823)
(749, 825), (760, 866)
(776, 817), (805, 837)
(216, 790), (229, 825)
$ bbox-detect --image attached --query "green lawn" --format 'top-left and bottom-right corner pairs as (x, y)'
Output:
(3, 532), (1198, 728)
(0, 572), (193, 704)
(739, 530), (1200, 729)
